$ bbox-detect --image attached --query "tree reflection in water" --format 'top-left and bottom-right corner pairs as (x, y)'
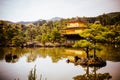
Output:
(97, 44), (120, 62)
(2, 47), (67, 63)
(73, 65), (112, 80)
(27, 49), (37, 62)
(0, 46), (119, 80)
(5, 53), (19, 63)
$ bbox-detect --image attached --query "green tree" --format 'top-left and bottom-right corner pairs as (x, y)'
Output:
(50, 28), (61, 43)
(25, 25), (37, 42)
(97, 14), (111, 26)
(73, 24), (109, 58)
(73, 40), (94, 58)
(41, 33), (49, 45)
(0, 21), (8, 46)
(110, 24), (120, 44)
(0, 21), (22, 46)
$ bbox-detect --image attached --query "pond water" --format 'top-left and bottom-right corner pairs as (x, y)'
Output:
(0, 45), (120, 80)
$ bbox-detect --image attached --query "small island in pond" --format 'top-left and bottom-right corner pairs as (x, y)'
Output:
(67, 56), (106, 67)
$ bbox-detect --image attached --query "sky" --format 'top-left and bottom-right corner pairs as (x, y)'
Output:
(0, 0), (120, 22)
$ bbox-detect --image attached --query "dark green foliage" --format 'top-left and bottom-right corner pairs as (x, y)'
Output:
(36, 21), (65, 45)
(97, 12), (120, 26)
(0, 12), (120, 47)
(73, 40), (93, 58)
(0, 20), (27, 47)
(73, 24), (108, 58)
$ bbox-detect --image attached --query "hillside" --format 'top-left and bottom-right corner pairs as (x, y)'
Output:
(17, 17), (62, 25)
(1, 12), (120, 26)
(96, 12), (120, 25)
(101, 12), (120, 18)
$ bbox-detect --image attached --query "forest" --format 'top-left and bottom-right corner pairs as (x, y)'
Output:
(0, 12), (120, 47)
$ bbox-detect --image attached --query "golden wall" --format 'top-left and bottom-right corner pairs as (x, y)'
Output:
(67, 22), (85, 28)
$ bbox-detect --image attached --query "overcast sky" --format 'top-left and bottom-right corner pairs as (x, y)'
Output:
(0, 0), (120, 22)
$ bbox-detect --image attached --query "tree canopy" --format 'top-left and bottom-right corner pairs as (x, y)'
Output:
(0, 12), (120, 47)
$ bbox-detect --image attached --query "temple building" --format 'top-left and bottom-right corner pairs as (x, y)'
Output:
(61, 17), (87, 45)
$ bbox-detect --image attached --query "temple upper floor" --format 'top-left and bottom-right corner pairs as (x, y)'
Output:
(61, 17), (87, 35)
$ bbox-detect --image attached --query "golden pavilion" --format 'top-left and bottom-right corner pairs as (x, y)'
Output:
(61, 17), (87, 41)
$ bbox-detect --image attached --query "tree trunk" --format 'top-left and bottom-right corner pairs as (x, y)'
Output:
(94, 66), (97, 79)
(93, 42), (96, 59)
(86, 47), (89, 59)
(86, 65), (89, 77)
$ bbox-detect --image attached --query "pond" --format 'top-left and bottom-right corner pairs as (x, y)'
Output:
(0, 45), (120, 80)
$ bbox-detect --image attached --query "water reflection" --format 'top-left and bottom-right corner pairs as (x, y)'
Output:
(0, 45), (120, 80)
(73, 65), (112, 80)
(97, 44), (120, 61)
(0, 45), (120, 63)
(1, 47), (67, 63)
(66, 54), (111, 80)
(5, 53), (18, 63)
(27, 49), (37, 62)
(0, 48), (5, 60)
